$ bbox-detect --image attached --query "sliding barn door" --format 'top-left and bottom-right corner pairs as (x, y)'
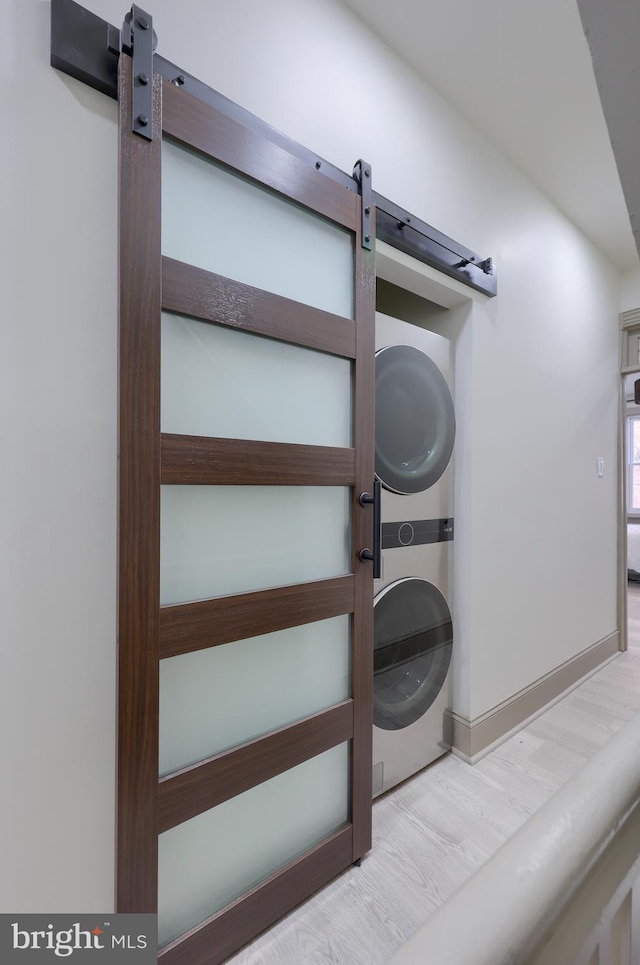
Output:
(117, 54), (375, 964)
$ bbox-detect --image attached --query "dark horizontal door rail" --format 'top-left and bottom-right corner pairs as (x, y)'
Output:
(162, 258), (356, 358)
(161, 434), (356, 487)
(159, 574), (356, 658)
(159, 700), (354, 832)
(164, 82), (357, 230)
(51, 0), (497, 297)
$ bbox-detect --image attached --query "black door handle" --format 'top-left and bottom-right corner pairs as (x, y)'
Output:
(359, 479), (381, 579)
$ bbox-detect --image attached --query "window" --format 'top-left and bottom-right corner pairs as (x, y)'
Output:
(628, 415), (640, 514)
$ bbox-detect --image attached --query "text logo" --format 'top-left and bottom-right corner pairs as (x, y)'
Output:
(1, 915), (157, 962)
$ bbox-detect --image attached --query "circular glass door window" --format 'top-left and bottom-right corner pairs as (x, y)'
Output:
(374, 578), (452, 731)
(375, 344), (455, 494)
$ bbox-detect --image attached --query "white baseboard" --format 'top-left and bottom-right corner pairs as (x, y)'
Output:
(449, 630), (620, 764)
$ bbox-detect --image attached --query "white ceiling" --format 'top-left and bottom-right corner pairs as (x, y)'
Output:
(342, 0), (639, 272)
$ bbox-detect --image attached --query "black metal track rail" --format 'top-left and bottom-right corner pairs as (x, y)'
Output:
(50, 0), (497, 297)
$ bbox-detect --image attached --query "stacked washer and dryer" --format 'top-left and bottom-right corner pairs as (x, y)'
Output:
(372, 312), (456, 797)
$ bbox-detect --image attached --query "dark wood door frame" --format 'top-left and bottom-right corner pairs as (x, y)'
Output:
(117, 54), (375, 964)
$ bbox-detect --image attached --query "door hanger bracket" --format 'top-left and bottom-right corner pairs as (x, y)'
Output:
(353, 160), (373, 251)
(121, 5), (157, 140)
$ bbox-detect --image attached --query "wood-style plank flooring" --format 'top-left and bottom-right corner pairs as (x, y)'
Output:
(227, 590), (640, 964)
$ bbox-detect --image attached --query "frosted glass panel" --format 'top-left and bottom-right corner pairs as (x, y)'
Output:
(158, 743), (349, 946)
(161, 312), (352, 446)
(162, 139), (353, 318)
(159, 615), (350, 775)
(160, 486), (350, 605)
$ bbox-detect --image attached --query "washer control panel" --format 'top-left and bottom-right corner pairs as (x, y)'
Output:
(381, 517), (454, 549)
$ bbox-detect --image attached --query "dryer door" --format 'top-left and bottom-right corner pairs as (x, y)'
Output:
(374, 578), (452, 731)
(375, 344), (455, 494)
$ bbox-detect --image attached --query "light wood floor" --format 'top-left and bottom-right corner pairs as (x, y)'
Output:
(227, 591), (640, 964)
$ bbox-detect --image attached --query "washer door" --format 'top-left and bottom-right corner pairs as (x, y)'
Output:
(375, 344), (455, 494)
(374, 578), (452, 731)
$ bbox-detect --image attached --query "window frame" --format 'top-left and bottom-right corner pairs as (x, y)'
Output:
(627, 412), (640, 516)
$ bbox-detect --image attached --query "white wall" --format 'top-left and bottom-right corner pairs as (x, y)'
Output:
(2, 0), (118, 911)
(621, 265), (640, 311)
(2, 0), (622, 910)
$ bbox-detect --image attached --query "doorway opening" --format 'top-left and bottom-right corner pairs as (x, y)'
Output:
(376, 277), (449, 330)
(624, 373), (640, 651)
